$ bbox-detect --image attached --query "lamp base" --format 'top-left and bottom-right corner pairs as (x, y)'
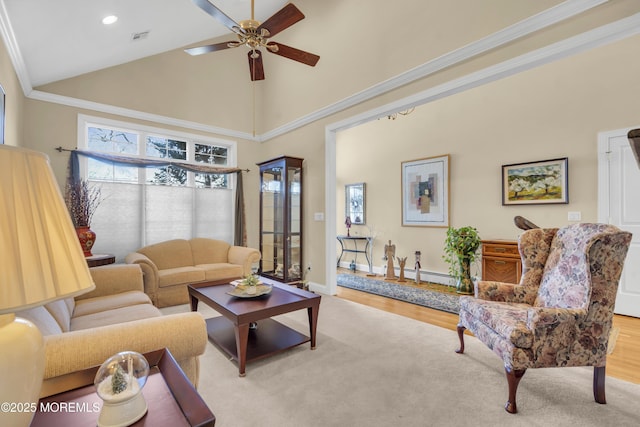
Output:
(0, 314), (45, 427)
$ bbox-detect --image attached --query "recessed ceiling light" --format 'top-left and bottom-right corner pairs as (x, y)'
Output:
(102, 15), (118, 25)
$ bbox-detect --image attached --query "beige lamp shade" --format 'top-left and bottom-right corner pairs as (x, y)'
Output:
(0, 145), (95, 314)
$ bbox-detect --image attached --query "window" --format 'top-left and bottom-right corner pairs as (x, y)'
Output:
(77, 115), (237, 260)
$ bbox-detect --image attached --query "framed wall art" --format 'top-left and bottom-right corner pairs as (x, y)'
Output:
(401, 154), (449, 227)
(345, 182), (365, 225)
(502, 157), (568, 205)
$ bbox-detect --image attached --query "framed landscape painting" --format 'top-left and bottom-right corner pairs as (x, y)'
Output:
(401, 154), (449, 227)
(502, 157), (568, 205)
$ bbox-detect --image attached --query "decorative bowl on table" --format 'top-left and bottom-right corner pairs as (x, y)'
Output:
(227, 282), (273, 298)
(228, 275), (272, 298)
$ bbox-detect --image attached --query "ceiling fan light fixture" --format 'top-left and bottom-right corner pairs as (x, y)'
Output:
(239, 19), (260, 30)
(102, 15), (118, 25)
(186, 1), (319, 80)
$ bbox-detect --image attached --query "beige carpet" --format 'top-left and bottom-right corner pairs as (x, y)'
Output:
(164, 296), (640, 427)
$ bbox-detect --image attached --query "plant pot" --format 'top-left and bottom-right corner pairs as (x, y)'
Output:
(456, 257), (474, 295)
(76, 226), (96, 257)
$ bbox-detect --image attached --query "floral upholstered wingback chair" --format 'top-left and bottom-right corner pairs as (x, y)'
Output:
(455, 223), (632, 414)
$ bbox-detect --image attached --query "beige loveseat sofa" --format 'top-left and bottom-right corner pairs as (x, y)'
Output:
(125, 238), (261, 307)
(16, 264), (207, 398)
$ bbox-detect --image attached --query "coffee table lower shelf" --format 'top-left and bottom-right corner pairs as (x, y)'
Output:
(206, 316), (310, 363)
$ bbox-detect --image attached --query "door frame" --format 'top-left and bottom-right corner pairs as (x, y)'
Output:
(597, 125), (640, 317)
(597, 126), (638, 222)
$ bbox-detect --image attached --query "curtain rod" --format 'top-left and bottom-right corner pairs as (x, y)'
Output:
(55, 146), (250, 172)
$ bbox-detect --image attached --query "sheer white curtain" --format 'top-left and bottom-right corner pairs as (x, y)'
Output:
(90, 182), (233, 261)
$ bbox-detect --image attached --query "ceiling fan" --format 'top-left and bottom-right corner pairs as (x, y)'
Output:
(185, 0), (320, 81)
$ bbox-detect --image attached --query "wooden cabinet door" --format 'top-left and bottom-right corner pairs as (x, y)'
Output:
(481, 240), (521, 284)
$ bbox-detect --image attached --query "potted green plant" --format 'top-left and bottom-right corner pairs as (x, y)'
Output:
(241, 274), (260, 295)
(443, 226), (481, 294)
(64, 179), (102, 257)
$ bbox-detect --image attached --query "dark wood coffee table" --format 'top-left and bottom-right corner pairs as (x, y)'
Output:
(188, 278), (321, 377)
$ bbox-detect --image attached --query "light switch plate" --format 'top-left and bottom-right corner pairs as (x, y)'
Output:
(314, 212), (324, 221)
(568, 211), (581, 221)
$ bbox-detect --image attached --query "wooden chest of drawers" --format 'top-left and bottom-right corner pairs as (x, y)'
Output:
(481, 240), (521, 284)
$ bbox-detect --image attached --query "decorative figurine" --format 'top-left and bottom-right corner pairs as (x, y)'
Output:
(384, 240), (396, 280)
(414, 251), (422, 284)
(345, 216), (352, 236)
(349, 259), (356, 272)
(397, 257), (407, 282)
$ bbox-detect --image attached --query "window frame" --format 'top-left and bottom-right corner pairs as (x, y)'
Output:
(77, 114), (237, 188)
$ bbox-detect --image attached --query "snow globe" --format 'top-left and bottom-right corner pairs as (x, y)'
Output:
(94, 351), (150, 427)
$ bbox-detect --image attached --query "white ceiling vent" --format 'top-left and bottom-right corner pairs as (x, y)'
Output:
(131, 31), (150, 42)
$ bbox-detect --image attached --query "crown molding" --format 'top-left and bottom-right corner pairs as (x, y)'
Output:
(326, 12), (640, 135)
(0, 0), (32, 95)
(259, 0), (608, 141)
(0, 0), (617, 142)
(28, 90), (256, 141)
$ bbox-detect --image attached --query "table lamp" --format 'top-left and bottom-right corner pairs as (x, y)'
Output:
(0, 145), (95, 427)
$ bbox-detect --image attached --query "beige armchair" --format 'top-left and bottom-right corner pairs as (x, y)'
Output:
(456, 223), (632, 413)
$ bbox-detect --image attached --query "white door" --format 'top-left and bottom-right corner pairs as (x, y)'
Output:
(598, 129), (640, 317)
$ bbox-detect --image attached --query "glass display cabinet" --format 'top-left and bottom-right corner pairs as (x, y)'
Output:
(257, 156), (303, 283)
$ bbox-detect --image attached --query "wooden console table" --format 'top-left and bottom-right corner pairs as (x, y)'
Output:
(481, 240), (521, 284)
(336, 235), (373, 274)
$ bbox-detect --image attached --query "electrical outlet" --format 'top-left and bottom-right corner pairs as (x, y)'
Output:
(568, 211), (581, 221)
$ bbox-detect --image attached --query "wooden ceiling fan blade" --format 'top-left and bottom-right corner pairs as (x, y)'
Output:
(269, 43), (319, 67)
(248, 50), (265, 81)
(191, 0), (241, 32)
(184, 41), (235, 56)
(257, 3), (305, 38)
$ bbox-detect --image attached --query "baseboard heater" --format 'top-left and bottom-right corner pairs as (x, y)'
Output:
(629, 128), (640, 168)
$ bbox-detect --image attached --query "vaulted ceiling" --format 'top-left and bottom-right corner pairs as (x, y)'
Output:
(2, 0), (287, 87)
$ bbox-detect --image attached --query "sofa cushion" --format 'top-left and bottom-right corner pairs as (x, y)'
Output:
(158, 267), (206, 288)
(73, 291), (152, 318)
(138, 239), (194, 270)
(44, 299), (74, 332)
(16, 306), (63, 336)
(190, 238), (230, 265)
(196, 263), (243, 281)
(70, 304), (161, 331)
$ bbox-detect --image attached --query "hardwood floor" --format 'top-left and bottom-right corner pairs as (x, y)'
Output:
(336, 272), (640, 385)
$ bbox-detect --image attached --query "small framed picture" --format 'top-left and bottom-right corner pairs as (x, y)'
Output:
(345, 182), (365, 225)
(401, 154), (449, 227)
(502, 157), (568, 205)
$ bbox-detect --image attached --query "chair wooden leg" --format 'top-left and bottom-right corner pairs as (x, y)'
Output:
(593, 366), (606, 404)
(455, 325), (466, 354)
(505, 367), (526, 414)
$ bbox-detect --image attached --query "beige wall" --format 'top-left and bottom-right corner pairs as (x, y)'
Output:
(0, 35), (25, 147)
(334, 33), (640, 279)
(6, 1), (640, 288)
